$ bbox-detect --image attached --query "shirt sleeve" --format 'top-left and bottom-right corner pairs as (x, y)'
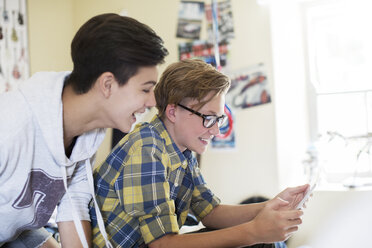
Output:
(190, 166), (221, 221)
(119, 142), (179, 244)
(56, 158), (93, 222)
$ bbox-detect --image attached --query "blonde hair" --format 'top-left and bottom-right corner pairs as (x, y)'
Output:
(155, 59), (230, 118)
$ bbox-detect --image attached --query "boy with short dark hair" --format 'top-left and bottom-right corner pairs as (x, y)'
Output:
(91, 59), (308, 248)
(0, 13), (168, 248)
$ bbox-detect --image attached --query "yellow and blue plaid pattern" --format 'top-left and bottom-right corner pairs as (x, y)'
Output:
(90, 116), (220, 248)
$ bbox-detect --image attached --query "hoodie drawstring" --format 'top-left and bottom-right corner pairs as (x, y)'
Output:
(85, 160), (114, 248)
(60, 166), (89, 248)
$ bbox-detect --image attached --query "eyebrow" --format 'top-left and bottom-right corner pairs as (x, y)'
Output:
(206, 110), (225, 116)
(207, 111), (218, 115)
(142, 81), (157, 86)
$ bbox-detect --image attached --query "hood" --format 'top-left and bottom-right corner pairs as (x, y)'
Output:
(19, 71), (105, 167)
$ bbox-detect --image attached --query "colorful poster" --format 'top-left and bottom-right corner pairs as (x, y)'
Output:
(226, 64), (271, 109)
(211, 105), (236, 149)
(176, 1), (205, 40)
(211, 130), (235, 149)
(205, 0), (235, 44)
(178, 40), (228, 67)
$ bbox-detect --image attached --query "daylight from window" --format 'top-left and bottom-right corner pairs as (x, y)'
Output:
(306, 0), (372, 188)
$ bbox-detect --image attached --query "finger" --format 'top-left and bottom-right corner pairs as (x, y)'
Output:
(285, 226), (299, 236)
(286, 217), (302, 226)
(289, 184), (310, 195)
(269, 197), (289, 210)
(277, 197), (289, 204)
(282, 209), (303, 220)
(292, 194), (305, 207)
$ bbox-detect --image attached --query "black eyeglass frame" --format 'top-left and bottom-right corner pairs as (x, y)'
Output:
(177, 103), (227, 128)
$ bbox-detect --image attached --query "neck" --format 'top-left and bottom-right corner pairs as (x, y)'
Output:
(62, 84), (102, 148)
(162, 117), (186, 152)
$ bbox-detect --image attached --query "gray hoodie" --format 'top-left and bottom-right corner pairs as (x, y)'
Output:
(0, 71), (106, 243)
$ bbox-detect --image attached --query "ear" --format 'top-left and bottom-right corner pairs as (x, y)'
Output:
(97, 72), (116, 98)
(165, 104), (177, 124)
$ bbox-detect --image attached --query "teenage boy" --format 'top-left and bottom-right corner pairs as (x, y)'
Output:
(91, 59), (308, 248)
(0, 13), (168, 248)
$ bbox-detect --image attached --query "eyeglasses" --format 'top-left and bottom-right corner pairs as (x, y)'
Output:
(177, 103), (227, 128)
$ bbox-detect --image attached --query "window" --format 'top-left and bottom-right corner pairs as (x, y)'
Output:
(304, 0), (372, 187)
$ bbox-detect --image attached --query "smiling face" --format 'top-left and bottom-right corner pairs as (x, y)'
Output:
(106, 66), (158, 133)
(169, 91), (226, 154)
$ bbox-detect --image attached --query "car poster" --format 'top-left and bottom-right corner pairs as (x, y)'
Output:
(226, 63), (271, 110)
(176, 1), (205, 40)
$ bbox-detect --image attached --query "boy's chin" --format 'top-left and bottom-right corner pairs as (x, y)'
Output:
(117, 124), (131, 134)
(194, 146), (208, 155)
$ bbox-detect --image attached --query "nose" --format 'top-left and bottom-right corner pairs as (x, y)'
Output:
(145, 90), (156, 108)
(209, 122), (220, 136)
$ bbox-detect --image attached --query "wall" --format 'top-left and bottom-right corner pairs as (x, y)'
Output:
(28, 0), (74, 74)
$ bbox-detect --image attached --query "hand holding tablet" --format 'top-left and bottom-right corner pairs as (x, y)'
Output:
(296, 183), (316, 209)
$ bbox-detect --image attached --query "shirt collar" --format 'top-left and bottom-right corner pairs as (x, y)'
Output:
(149, 115), (192, 169)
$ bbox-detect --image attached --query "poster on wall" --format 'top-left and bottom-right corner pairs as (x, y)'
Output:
(211, 104), (236, 150)
(211, 130), (235, 149)
(176, 1), (205, 40)
(0, 0), (29, 93)
(205, 0), (235, 44)
(226, 63), (271, 110)
(178, 40), (228, 67)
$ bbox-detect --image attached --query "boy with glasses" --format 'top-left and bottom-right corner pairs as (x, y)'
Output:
(91, 59), (308, 248)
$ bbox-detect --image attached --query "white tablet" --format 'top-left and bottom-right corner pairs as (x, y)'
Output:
(296, 183), (316, 209)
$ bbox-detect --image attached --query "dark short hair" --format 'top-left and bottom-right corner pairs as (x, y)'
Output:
(66, 13), (168, 94)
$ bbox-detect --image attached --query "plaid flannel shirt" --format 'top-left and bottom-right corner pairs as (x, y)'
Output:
(90, 115), (220, 248)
